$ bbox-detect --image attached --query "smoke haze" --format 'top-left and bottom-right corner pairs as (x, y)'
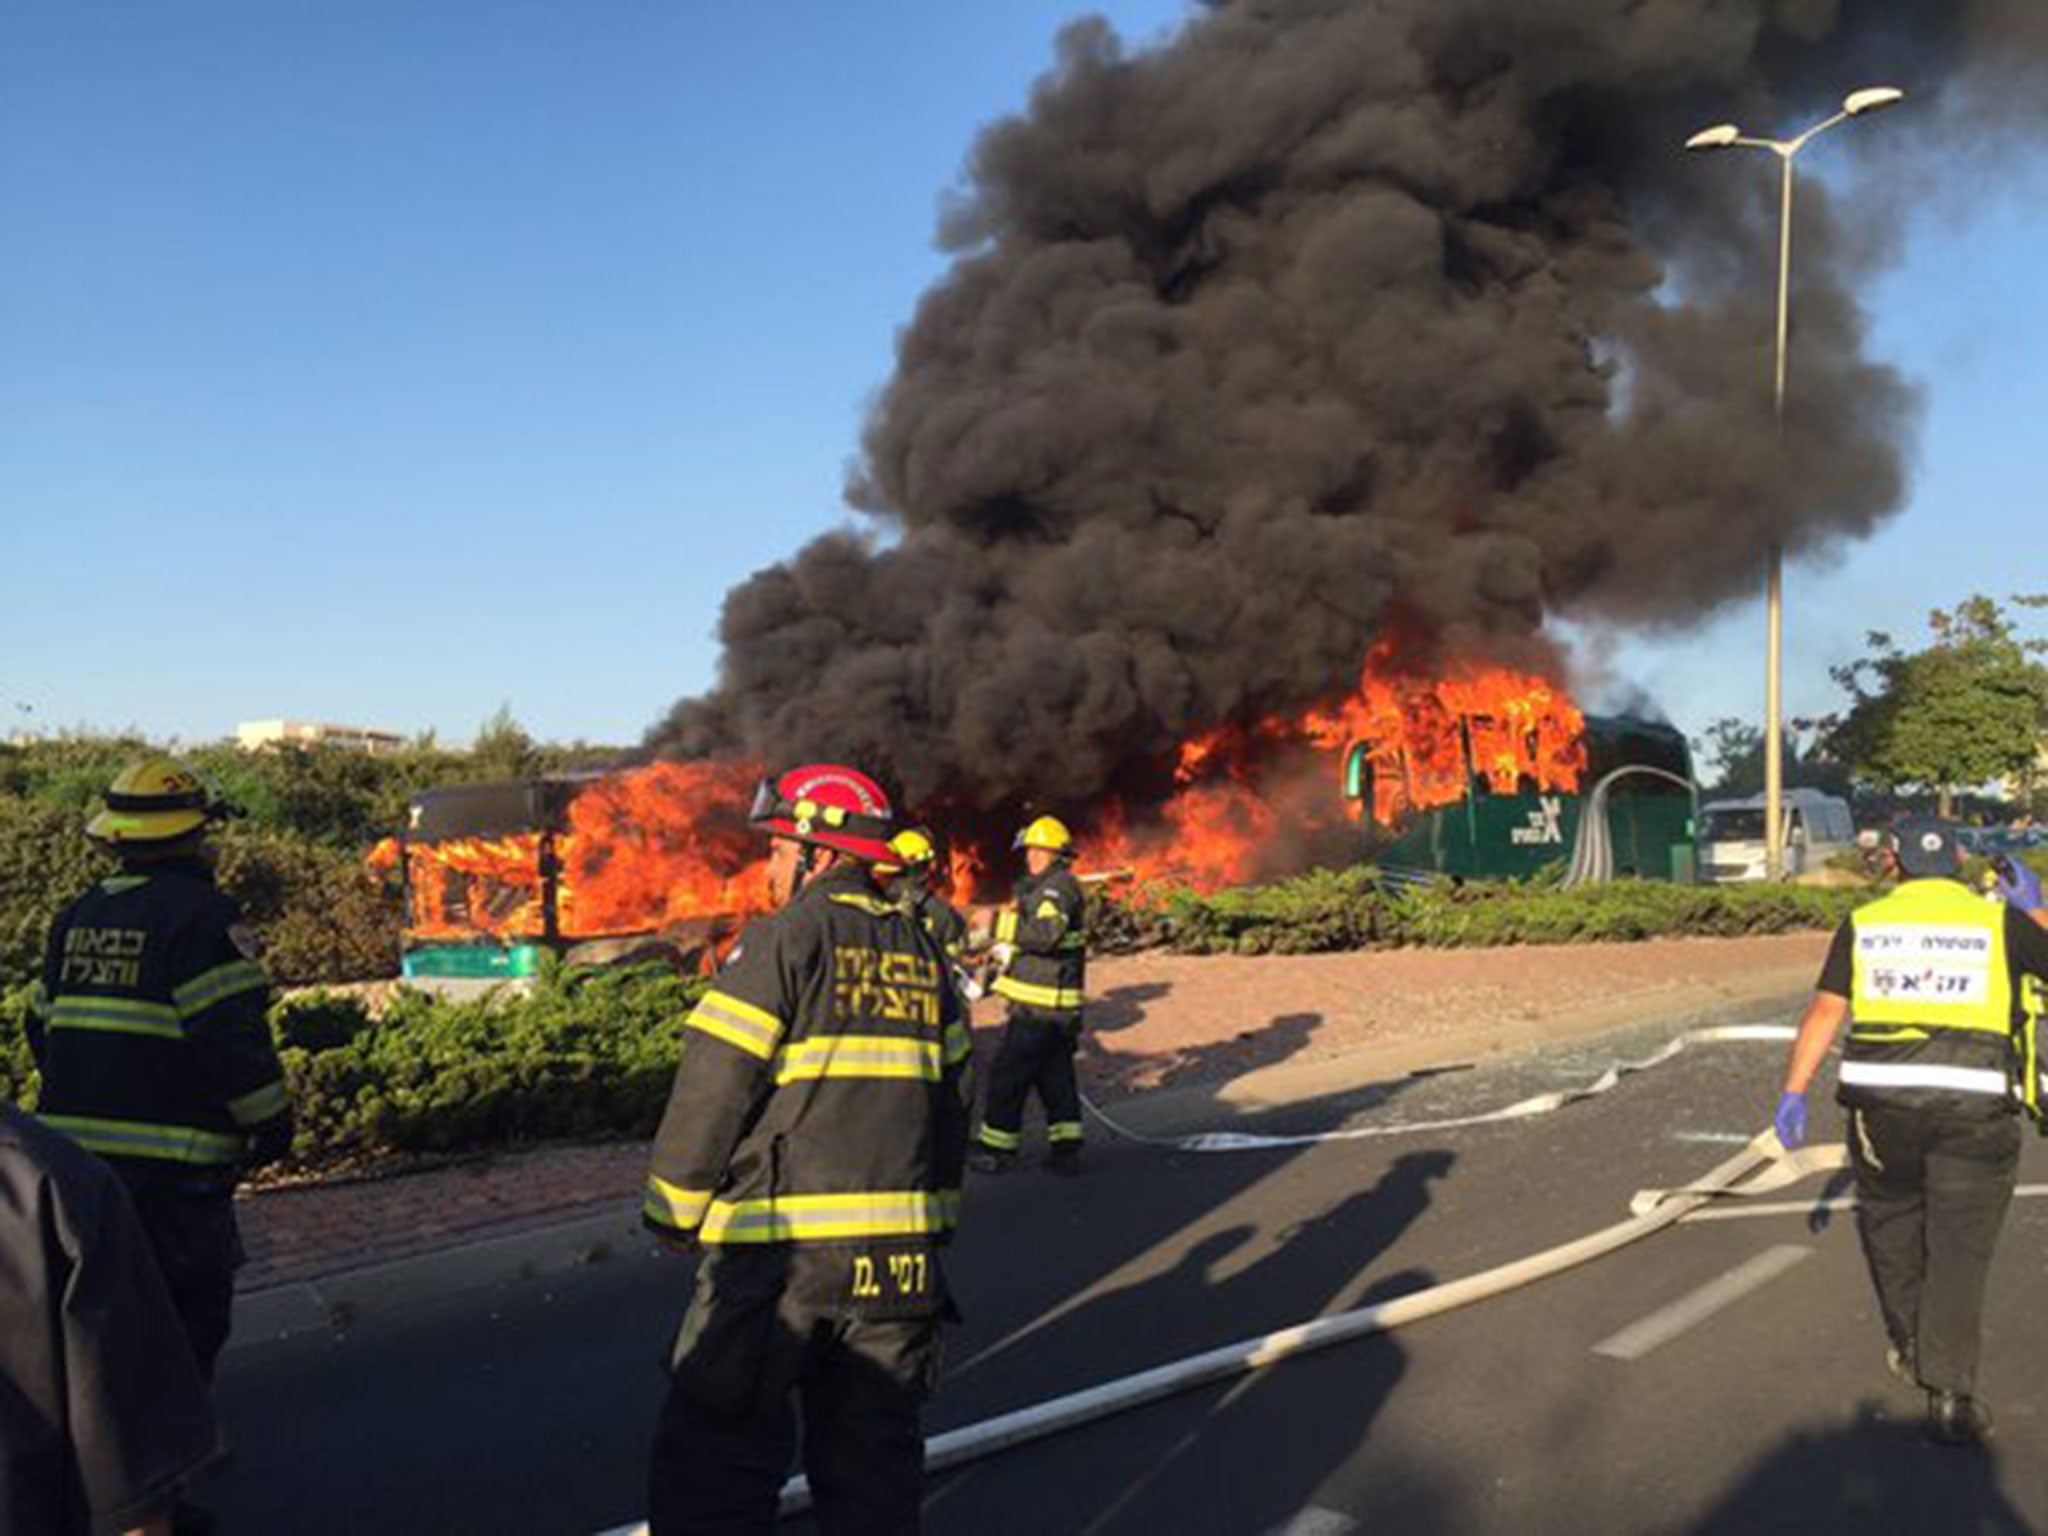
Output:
(652, 0), (2048, 824)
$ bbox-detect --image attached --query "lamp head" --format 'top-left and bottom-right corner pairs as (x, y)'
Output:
(1685, 123), (1742, 152)
(1843, 86), (1906, 117)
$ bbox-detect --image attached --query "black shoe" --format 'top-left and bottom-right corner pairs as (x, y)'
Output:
(1926, 1391), (1992, 1447)
(1043, 1143), (1083, 1177)
(968, 1148), (1014, 1175)
(1885, 1341), (1918, 1388)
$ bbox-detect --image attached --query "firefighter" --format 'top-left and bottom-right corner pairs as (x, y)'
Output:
(1, 1100), (220, 1536)
(26, 759), (293, 1392)
(1772, 816), (2048, 1446)
(642, 763), (972, 1536)
(970, 815), (1088, 1177)
(877, 827), (970, 965)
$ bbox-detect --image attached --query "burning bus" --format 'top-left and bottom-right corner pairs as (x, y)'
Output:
(1330, 668), (1697, 883)
(372, 761), (770, 981)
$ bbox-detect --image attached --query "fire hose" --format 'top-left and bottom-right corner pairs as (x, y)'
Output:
(594, 1132), (1845, 1533)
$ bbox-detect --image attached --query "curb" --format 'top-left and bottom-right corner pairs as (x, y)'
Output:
(228, 975), (1817, 1349)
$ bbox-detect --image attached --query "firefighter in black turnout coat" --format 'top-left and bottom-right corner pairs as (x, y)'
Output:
(27, 760), (293, 1390)
(971, 816), (1088, 1176)
(642, 764), (971, 1536)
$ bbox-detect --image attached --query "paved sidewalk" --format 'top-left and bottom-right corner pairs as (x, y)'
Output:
(233, 932), (1827, 1311)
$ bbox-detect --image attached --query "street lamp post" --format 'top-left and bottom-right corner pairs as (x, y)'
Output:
(1686, 86), (1905, 880)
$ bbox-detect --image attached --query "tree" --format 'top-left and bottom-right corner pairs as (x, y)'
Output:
(1821, 594), (2048, 817)
(471, 704), (537, 780)
(1693, 716), (1852, 799)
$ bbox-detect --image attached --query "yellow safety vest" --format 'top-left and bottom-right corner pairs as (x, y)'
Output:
(1841, 879), (2017, 1113)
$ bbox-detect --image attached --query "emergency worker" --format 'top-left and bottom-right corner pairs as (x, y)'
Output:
(26, 759), (292, 1390)
(1772, 816), (2048, 1446)
(877, 828), (969, 965)
(642, 764), (972, 1536)
(970, 815), (1087, 1176)
(0, 1101), (219, 1536)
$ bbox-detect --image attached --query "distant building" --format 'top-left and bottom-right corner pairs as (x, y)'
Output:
(236, 719), (405, 756)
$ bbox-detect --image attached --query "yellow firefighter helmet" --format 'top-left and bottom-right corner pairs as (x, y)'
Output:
(86, 758), (216, 844)
(1013, 815), (1074, 854)
(877, 827), (939, 875)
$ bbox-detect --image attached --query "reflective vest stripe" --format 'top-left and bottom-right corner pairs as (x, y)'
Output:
(643, 1175), (713, 1231)
(993, 975), (1084, 1010)
(942, 1021), (973, 1067)
(174, 959), (267, 1018)
(699, 1189), (952, 1243)
(1838, 1061), (2012, 1096)
(47, 997), (183, 1039)
(685, 990), (784, 1060)
(226, 1079), (290, 1126)
(40, 1114), (243, 1165)
(994, 910), (1018, 944)
(773, 1035), (941, 1085)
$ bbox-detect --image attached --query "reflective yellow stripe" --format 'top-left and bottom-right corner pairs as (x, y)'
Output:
(99, 875), (149, 894)
(994, 910), (1018, 944)
(1047, 1120), (1084, 1143)
(977, 1124), (1022, 1151)
(226, 1079), (290, 1126)
(993, 976), (1085, 1010)
(173, 959), (268, 1018)
(827, 892), (899, 918)
(41, 1114), (243, 1165)
(699, 1190), (950, 1243)
(48, 996), (183, 1039)
(773, 1035), (941, 1085)
(943, 1021), (973, 1067)
(685, 990), (784, 1060)
(643, 1174), (713, 1231)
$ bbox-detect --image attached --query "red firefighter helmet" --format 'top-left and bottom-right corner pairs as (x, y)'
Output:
(748, 763), (896, 863)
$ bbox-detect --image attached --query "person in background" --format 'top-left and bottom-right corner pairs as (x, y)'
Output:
(0, 1101), (220, 1536)
(26, 760), (294, 1391)
(970, 815), (1088, 1177)
(1772, 817), (2048, 1446)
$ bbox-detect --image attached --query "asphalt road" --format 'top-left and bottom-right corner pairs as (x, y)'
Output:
(207, 1005), (2048, 1535)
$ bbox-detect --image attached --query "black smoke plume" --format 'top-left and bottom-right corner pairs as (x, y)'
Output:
(651, 0), (2047, 826)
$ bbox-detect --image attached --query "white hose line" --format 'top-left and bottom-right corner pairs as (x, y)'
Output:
(1082, 1023), (1796, 1153)
(586, 1131), (1838, 1532)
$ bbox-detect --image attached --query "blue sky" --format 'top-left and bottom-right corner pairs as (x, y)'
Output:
(2, 3), (2041, 756)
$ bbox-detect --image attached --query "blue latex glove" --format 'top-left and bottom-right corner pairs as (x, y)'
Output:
(1994, 856), (2043, 911)
(1774, 1091), (1808, 1151)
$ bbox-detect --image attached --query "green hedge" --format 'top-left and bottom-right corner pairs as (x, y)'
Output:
(1143, 867), (1873, 956)
(3, 962), (703, 1169)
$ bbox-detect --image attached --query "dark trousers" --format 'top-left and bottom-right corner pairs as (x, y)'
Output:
(648, 1248), (941, 1536)
(124, 1180), (242, 1384)
(979, 1008), (1082, 1150)
(1846, 1104), (2021, 1395)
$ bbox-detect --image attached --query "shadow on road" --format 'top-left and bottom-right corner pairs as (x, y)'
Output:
(1683, 1401), (2031, 1535)
(928, 1151), (1456, 1534)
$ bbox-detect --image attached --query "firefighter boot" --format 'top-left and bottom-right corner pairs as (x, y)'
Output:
(1927, 1391), (1993, 1447)
(1043, 1142), (1083, 1177)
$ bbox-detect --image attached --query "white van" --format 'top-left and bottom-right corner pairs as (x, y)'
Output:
(1699, 788), (1858, 882)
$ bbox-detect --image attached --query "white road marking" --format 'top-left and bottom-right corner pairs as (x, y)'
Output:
(1671, 1130), (1753, 1145)
(1261, 1508), (1359, 1536)
(1593, 1244), (1812, 1361)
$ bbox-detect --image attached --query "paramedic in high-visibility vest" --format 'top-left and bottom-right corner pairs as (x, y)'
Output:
(1773, 816), (2048, 1447)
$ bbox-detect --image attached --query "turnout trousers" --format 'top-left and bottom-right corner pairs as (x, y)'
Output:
(124, 1178), (243, 1384)
(1845, 1103), (2021, 1396)
(978, 1007), (1082, 1152)
(648, 1246), (943, 1536)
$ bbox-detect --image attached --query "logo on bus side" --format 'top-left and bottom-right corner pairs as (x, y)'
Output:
(1510, 797), (1564, 847)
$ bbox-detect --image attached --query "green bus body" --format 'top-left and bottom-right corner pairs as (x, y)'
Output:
(1345, 714), (1697, 882)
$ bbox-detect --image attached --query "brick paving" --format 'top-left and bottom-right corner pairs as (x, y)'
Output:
(236, 932), (1827, 1292)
